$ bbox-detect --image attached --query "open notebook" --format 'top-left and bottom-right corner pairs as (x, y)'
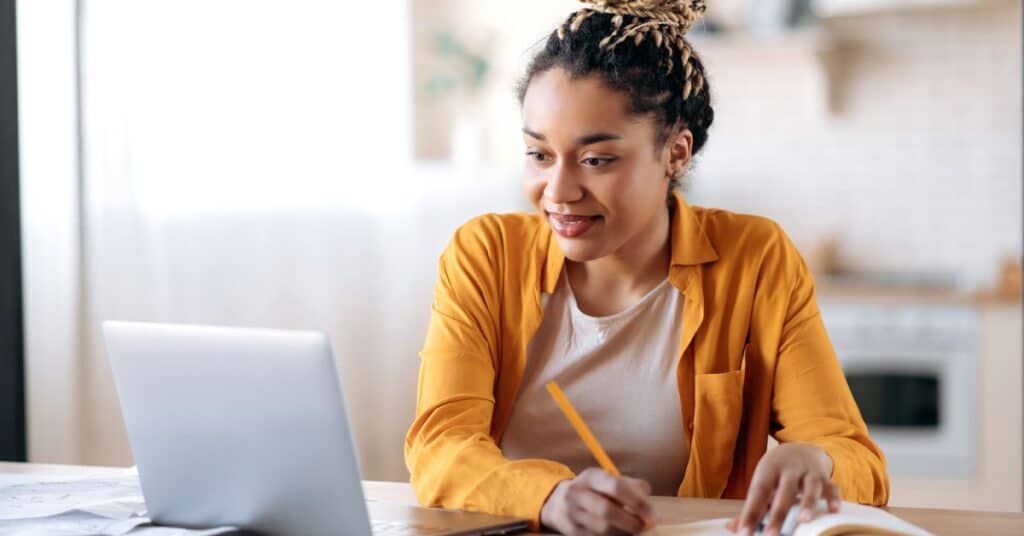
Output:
(641, 501), (932, 536)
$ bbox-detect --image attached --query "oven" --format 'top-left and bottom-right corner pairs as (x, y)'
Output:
(819, 303), (977, 477)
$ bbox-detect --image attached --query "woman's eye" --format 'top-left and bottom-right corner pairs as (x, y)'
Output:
(582, 156), (615, 167)
(525, 151), (548, 163)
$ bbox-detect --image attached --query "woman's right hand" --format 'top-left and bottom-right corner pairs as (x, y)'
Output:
(540, 468), (656, 535)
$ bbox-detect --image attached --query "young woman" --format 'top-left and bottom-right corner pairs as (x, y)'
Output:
(405, 1), (888, 534)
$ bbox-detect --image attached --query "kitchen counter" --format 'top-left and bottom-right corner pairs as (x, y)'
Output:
(816, 282), (1020, 308)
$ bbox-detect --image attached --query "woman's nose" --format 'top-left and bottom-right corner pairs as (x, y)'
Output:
(544, 162), (584, 204)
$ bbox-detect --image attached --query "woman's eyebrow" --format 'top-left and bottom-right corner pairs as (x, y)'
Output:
(522, 127), (546, 140)
(521, 127), (622, 146)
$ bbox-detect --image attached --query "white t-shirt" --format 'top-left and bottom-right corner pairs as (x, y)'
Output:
(499, 269), (689, 496)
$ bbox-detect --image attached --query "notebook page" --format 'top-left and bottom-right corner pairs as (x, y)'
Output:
(640, 502), (932, 536)
(794, 502), (932, 536)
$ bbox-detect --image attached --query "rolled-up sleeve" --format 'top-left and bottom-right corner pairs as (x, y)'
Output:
(769, 242), (890, 505)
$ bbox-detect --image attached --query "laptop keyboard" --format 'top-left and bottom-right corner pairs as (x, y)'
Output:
(371, 520), (452, 535)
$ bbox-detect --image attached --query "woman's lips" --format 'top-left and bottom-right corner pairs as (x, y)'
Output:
(548, 212), (602, 238)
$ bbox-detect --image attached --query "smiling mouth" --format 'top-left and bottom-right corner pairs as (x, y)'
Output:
(547, 212), (603, 238)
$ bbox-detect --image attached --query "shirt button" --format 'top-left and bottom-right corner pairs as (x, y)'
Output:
(687, 420), (694, 431)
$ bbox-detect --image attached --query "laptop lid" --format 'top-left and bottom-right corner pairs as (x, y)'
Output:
(103, 321), (527, 535)
(103, 321), (372, 534)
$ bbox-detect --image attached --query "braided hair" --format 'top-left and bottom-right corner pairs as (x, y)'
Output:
(518, 0), (715, 187)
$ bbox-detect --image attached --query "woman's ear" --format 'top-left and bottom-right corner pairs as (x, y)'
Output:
(666, 128), (694, 179)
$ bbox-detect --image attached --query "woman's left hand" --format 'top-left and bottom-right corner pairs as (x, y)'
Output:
(726, 443), (841, 536)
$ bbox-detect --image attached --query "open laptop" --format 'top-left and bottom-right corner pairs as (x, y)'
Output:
(102, 321), (529, 535)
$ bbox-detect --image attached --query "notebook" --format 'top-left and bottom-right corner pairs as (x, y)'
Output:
(640, 501), (932, 536)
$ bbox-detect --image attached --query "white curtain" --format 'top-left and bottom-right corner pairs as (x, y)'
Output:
(74, 0), (528, 480)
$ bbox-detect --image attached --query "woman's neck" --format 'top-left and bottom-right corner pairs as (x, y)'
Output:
(566, 206), (672, 316)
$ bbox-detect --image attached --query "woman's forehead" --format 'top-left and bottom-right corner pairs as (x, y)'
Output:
(521, 68), (644, 140)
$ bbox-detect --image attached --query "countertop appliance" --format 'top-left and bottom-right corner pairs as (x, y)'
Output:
(820, 303), (977, 477)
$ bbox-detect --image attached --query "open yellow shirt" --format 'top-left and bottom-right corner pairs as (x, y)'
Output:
(405, 191), (889, 529)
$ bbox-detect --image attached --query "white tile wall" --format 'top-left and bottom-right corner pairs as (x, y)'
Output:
(420, 0), (1021, 290)
(688, 1), (1021, 289)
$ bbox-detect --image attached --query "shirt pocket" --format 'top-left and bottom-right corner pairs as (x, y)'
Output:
(690, 344), (748, 496)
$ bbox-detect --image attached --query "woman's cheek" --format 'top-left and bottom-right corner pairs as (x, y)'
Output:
(589, 171), (632, 209)
(523, 175), (545, 210)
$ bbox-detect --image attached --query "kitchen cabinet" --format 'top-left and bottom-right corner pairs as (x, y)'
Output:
(814, 0), (990, 17)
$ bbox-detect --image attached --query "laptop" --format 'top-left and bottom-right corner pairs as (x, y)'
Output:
(102, 321), (529, 536)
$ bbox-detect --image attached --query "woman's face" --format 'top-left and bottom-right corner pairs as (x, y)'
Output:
(521, 67), (686, 263)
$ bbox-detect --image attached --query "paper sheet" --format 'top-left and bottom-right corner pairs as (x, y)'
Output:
(0, 512), (235, 535)
(0, 471), (145, 520)
(0, 470), (235, 535)
(0, 512), (150, 535)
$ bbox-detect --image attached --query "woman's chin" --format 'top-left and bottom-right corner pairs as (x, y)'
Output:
(556, 237), (608, 263)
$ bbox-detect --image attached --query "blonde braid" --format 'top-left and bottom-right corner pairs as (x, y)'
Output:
(557, 0), (708, 100)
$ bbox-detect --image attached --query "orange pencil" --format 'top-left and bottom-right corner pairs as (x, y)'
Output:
(545, 381), (655, 529)
(545, 381), (621, 476)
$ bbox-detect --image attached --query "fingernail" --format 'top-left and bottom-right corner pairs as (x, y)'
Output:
(799, 508), (811, 522)
(738, 526), (751, 536)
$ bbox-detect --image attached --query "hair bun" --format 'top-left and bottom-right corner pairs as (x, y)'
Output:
(580, 0), (706, 35)
(563, 0), (708, 99)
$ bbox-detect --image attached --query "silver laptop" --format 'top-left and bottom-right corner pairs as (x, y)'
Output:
(103, 321), (529, 536)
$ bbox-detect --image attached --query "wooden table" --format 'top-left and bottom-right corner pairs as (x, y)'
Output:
(3, 463), (1023, 535)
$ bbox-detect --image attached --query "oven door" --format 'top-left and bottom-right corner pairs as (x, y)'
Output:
(840, 353), (974, 477)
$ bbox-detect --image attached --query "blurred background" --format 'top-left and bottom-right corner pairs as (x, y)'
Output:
(11, 0), (1023, 513)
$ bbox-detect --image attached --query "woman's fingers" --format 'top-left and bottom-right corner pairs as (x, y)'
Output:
(574, 488), (645, 534)
(730, 444), (844, 535)
(762, 472), (801, 535)
(540, 471), (657, 535)
(822, 479), (843, 512)
(798, 475), (823, 522)
(571, 504), (614, 535)
(735, 479), (774, 535)
(581, 469), (655, 522)
(551, 469), (653, 534)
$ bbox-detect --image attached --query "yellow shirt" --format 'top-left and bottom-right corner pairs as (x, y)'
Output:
(404, 191), (889, 530)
